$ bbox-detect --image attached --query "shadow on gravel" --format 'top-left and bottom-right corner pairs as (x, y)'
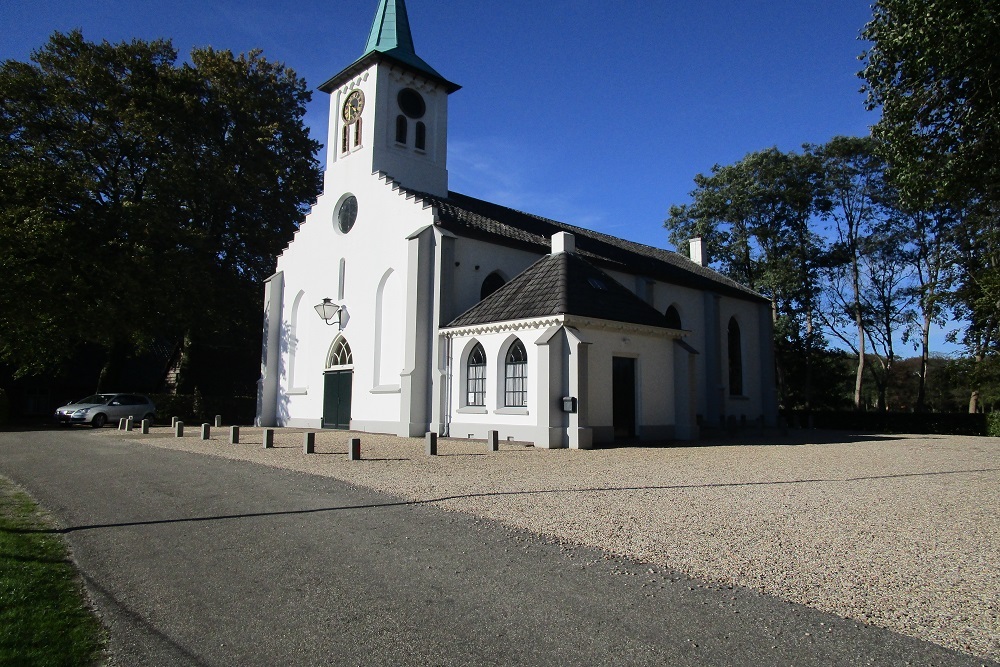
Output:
(9, 466), (997, 537)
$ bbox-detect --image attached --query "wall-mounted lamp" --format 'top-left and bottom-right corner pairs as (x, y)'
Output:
(314, 298), (344, 327)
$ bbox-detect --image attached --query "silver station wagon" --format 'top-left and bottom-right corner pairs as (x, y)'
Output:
(54, 393), (156, 428)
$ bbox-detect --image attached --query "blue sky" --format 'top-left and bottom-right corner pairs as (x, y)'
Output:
(9, 1), (950, 352)
(1, 0), (876, 249)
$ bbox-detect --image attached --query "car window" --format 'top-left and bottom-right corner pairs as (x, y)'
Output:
(76, 394), (114, 404)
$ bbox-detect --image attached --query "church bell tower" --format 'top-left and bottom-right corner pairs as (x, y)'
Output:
(318, 0), (460, 197)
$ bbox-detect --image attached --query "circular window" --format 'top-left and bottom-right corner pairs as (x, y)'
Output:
(397, 88), (426, 119)
(336, 195), (358, 234)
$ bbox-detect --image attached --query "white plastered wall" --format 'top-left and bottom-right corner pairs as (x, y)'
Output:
(271, 167), (436, 429)
(445, 326), (551, 444)
(581, 327), (675, 444)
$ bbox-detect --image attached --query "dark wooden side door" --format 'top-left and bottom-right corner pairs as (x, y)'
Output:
(323, 370), (353, 429)
(612, 357), (636, 440)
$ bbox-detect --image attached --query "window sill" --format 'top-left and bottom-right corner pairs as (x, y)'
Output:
(457, 406), (487, 414)
(370, 384), (401, 394)
(728, 394), (750, 401)
(287, 388), (309, 396)
(495, 407), (528, 416)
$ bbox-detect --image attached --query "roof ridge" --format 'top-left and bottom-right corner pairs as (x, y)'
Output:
(399, 186), (768, 303)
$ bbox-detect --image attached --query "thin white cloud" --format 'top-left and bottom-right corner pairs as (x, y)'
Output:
(448, 136), (607, 231)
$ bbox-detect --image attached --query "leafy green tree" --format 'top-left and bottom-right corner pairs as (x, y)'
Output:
(861, 0), (1000, 410)
(665, 147), (828, 408)
(860, 0), (1000, 209)
(812, 136), (886, 410)
(950, 210), (1000, 411)
(0, 31), (321, 391)
(0, 32), (183, 382)
(860, 216), (917, 411)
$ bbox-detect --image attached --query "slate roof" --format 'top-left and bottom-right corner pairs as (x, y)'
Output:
(447, 251), (671, 329)
(422, 191), (768, 304)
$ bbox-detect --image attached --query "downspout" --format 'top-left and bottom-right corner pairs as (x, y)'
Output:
(443, 334), (452, 437)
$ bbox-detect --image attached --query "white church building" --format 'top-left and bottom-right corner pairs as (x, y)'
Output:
(256, 0), (778, 448)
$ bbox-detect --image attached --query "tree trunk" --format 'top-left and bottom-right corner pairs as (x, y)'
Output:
(969, 352), (984, 413)
(771, 300), (786, 407)
(174, 333), (196, 394)
(95, 341), (126, 393)
(804, 309), (814, 411)
(851, 249), (865, 411)
(916, 312), (931, 412)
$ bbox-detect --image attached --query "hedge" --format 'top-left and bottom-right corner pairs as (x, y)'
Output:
(148, 393), (256, 426)
(783, 410), (991, 436)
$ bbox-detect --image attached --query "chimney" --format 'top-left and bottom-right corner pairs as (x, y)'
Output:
(551, 231), (575, 254)
(689, 237), (706, 267)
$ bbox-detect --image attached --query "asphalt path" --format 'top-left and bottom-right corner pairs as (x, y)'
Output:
(0, 428), (994, 667)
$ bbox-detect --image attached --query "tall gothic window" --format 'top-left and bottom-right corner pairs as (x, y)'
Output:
(728, 317), (743, 396)
(504, 340), (528, 407)
(395, 115), (407, 144)
(415, 122), (426, 150)
(466, 342), (486, 406)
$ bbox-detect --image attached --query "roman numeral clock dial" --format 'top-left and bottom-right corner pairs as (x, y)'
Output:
(342, 90), (365, 124)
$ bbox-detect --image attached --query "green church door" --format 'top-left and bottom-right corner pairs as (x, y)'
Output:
(323, 370), (353, 429)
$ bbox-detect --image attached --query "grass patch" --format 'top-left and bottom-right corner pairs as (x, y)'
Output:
(0, 477), (104, 666)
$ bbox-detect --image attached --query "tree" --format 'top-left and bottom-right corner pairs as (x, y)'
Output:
(665, 147), (828, 409)
(0, 32), (183, 381)
(0, 31), (322, 390)
(859, 216), (916, 411)
(950, 210), (1000, 411)
(812, 136), (885, 410)
(861, 0), (1000, 409)
(860, 0), (1000, 210)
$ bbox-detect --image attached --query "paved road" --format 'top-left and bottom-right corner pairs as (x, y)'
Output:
(0, 428), (993, 667)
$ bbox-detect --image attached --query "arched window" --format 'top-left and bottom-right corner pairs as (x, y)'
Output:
(728, 317), (743, 396)
(327, 336), (353, 368)
(665, 305), (682, 329)
(504, 340), (528, 407)
(466, 342), (486, 406)
(353, 117), (363, 147)
(395, 115), (407, 144)
(415, 122), (426, 150)
(480, 272), (506, 300)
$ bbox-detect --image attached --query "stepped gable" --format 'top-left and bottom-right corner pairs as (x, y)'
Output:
(447, 251), (671, 329)
(424, 190), (767, 303)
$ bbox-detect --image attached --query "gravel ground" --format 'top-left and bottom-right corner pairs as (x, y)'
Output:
(98, 425), (999, 662)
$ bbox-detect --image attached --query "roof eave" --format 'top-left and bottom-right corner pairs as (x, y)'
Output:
(318, 51), (461, 94)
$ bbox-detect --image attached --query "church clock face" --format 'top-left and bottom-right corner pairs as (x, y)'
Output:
(342, 90), (365, 124)
(336, 195), (358, 234)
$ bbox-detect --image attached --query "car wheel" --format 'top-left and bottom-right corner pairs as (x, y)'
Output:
(143, 413), (155, 424)
(91, 413), (107, 428)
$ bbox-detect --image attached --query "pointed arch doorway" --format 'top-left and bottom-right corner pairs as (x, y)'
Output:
(323, 336), (353, 429)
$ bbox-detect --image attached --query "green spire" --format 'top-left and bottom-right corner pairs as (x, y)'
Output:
(361, 0), (447, 81)
(319, 0), (459, 94)
(365, 0), (416, 55)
